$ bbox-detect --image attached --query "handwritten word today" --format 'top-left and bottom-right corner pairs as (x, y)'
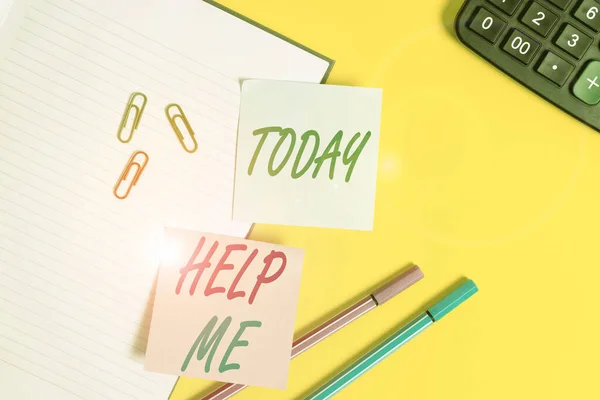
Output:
(176, 236), (287, 374)
(247, 126), (371, 183)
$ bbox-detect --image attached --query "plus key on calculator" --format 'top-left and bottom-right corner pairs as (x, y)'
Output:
(455, 0), (600, 132)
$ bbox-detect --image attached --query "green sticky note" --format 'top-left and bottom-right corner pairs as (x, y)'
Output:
(233, 80), (383, 231)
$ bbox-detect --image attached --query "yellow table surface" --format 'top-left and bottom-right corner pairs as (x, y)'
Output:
(172, 0), (600, 398)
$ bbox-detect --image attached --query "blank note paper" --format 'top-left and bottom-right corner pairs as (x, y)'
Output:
(0, 1), (332, 399)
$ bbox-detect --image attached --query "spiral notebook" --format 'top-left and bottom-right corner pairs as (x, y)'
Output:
(0, 0), (333, 399)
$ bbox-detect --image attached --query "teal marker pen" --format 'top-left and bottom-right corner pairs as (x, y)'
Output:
(304, 280), (478, 400)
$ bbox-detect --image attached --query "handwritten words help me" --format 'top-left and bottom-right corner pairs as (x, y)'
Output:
(144, 229), (304, 389)
(176, 236), (287, 374)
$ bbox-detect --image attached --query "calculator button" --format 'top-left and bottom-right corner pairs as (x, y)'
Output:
(573, 61), (600, 104)
(554, 24), (593, 58)
(521, 2), (559, 36)
(536, 51), (574, 85)
(546, 0), (572, 9)
(487, 0), (523, 15)
(573, 0), (600, 31)
(502, 29), (540, 64)
(468, 8), (507, 43)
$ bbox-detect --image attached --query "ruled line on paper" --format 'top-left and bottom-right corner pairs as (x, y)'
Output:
(17, 26), (131, 104)
(0, 332), (143, 399)
(0, 340), (135, 400)
(0, 76), (122, 160)
(0, 321), (155, 395)
(0, 284), (146, 356)
(0, 145), (158, 263)
(6, 42), (237, 163)
(0, 77), (115, 141)
(0, 358), (85, 400)
(0, 117), (117, 186)
(0, 136), (191, 233)
(0, 129), (111, 188)
(0, 246), (152, 319)
(15, 26), (238, 144)
(0, 215), (158, 304)
(0, 272), (151, 338)
(0, 315), (157, 391)
(0, 128), (111, 185)
(0, 253), (153, 328)
(0, 116), (232, 205)
(1, 57), (120, 116)
(0, 345), (109, 400)
(14, 6), (242, 157)
(0, 272), (152, 337)
(0, 106), (120, 194)
(0, 76), (234, 192)
(0, 206), (153, 306)
(2, 57), (118, 119)
(0, 88), (231, 220)
(59, 0), (241, 96)
(0, 245), (153, 327)
(0, 152), (133, 225)
(0, 162), (117, 223)
(1, 56), (114, 126)
(23, 12), (240, 129)
(0, 158), (229, 256)
(0, 286), (148, 361)
(0, 298), (156, 386)
(0, 168), (141, 238)
(0, 132), (233, 219)
(7, 40), (236, 169)
(0, 233), (155, 308)
(13, 33), (135, 118)
(4, 47), (234, 160)
(0, 122), (231, 215)
(31, 4), (240, 112)
(9, 45), (126, 118)
(0, 175), (146, 261)
(0, 217), (157, 304)
(1, 262), (151, 331)
(0, 281), (151, 369)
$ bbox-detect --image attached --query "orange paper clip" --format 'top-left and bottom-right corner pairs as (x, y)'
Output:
(117, 92), (148, 143)
(165, 103), (198, 153)
(113, 151), (149, 200)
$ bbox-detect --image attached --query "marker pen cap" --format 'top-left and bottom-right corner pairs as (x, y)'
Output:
(428, 280), (478, 322)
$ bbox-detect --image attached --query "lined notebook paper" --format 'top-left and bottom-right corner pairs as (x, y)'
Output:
(0, 0), (332, 399)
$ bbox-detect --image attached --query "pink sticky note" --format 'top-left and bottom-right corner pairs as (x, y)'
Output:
(144, 228), (305, 390)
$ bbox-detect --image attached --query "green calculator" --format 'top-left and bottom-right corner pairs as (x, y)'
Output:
(455, 0), (600, 132)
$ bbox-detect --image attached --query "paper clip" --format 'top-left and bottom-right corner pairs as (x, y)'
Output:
(113, 151), (149, 200)
(165, 103), (198, 153)
(117, 92), (148, 143)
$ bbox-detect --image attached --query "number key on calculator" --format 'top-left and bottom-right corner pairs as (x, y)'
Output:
(455, 0), (600, 133)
